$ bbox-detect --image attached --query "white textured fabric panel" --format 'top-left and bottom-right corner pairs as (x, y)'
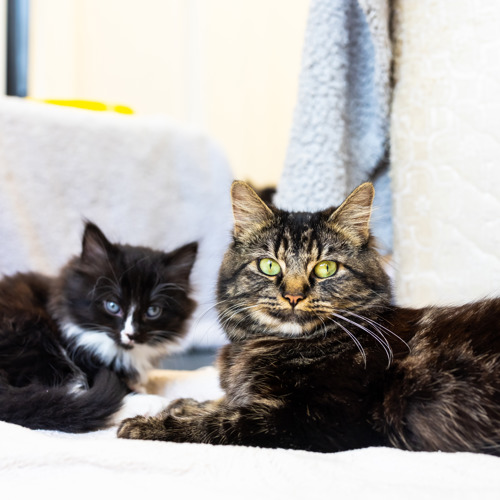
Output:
(391, 0), (500, 306)
(0, 97), (234, 348)
(274, 0), (391, 212)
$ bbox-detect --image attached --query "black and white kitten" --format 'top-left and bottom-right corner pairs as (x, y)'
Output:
(0, 222), (197, 432)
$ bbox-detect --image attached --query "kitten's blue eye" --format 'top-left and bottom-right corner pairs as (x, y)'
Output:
(146, 306), (162, 320)
(104, 301), (121, 316)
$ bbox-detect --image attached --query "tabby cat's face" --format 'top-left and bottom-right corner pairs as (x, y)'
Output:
(217, 182), (391, 341)
(55, 223), (197, 352)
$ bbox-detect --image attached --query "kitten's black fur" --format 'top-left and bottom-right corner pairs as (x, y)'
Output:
(118, 182), (500, 455)
(0, 222), (197, 432)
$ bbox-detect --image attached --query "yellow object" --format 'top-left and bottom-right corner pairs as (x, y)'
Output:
(30, 99), (134, 114)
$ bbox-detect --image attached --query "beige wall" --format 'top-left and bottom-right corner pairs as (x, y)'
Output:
(28, 0), (309, 187)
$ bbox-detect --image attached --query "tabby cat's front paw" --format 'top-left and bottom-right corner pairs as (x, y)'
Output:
(117, 415), (167, 441)
(167, 397), (200, 417)
(117, 416), (147, 439)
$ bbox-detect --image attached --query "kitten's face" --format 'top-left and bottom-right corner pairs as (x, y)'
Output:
(217, 182), (391, 341)
(56, 223), (197, 351)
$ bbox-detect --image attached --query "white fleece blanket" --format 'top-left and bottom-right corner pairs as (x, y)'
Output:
(0, 96), (233, 350)
(1, 367), (499, 499)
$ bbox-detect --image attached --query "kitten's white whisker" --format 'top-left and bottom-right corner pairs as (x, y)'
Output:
(79, 323), (114, 334)
(116, 255), (153, 285)
(152, 283), (189, 295)
(88, 276), (121, 300)
(148, 330), (184, 338)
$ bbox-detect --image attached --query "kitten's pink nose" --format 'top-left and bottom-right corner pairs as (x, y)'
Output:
(284, 294), (304, 306)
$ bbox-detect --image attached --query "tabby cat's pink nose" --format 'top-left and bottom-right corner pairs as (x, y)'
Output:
(284, 294), (304, 306)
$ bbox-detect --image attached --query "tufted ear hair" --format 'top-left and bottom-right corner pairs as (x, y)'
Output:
(328, 183), (375, 246)
(81, 221), (115, 263)
(230, 181), (274, 238)
(163, 241), (198, 283)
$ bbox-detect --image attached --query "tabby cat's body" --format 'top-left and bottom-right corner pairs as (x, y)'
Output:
(118, 183), (500, 455)
(0, 222), (197, 432)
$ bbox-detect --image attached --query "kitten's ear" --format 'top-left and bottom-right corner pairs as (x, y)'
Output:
(230, 181), (274, 238)
(164, 242), (198, 282)
(328, 183), (375, 245)
(81, 222), (115, 263)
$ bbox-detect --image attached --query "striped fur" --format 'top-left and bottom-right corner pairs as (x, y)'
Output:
(118, 182), (500, 455)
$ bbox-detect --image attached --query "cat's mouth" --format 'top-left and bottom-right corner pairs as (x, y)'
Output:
(120, 342), (135, 350)
(258, 309), (323, 337)
(266, 307), (308, 321)
(268, 311), (298, 321)
(262, 306), (320, 329)
(235, 304), (324, 338)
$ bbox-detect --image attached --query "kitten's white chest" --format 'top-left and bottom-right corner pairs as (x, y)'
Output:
(61, 322), (172, 384)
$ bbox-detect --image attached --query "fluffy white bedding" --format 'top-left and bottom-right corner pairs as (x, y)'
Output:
(1, 367), (499, 499)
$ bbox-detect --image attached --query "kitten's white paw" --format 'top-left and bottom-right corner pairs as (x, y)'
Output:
(111, 393), (169, 425)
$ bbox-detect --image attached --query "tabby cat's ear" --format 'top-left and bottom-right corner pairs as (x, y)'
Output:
(328, 183), (375, 246)
(81, 222), (115, 263)
(163, 242), (198, 282)
(230, 181), (274, 238)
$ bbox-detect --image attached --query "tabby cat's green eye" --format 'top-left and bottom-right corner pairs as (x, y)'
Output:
(314, 261), (338, 278)
(259, 258), (281, 276)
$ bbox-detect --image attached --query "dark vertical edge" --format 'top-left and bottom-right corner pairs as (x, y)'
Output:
(6, 0), (29, 97)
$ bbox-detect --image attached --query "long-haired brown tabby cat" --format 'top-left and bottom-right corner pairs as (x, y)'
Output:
(118, 181), (500, 455)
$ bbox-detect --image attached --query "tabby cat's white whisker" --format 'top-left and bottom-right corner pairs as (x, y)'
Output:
(345, 310), (410, 352)
(331, 312), (393, 366)
(191, 298), (236, 328)
(311, 311), (328, 339)
(331, 319), (367, 368)
(218, 304), (260, 331)
(222, 306), (261, 340)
